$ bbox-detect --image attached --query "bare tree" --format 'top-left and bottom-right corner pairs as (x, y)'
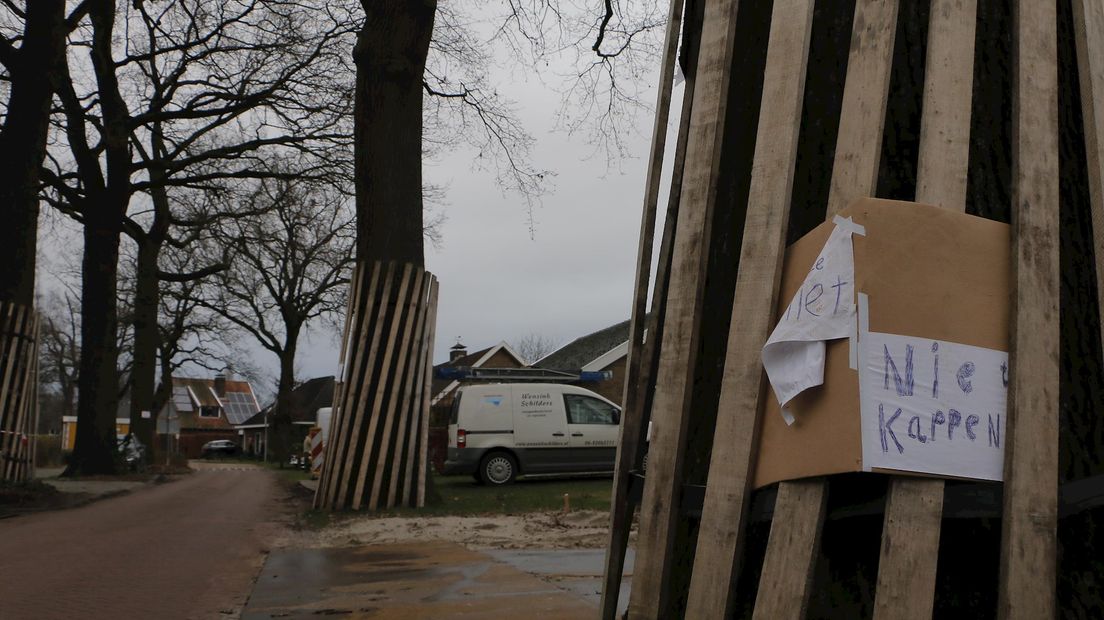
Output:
(0, 0), (85, 306)
(42, 0), (356, 470)
(513, 333), (560, 365)
(36, 291), (81, 435)
(199, 174), (355, 463)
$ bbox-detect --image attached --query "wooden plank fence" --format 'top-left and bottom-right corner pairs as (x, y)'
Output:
(314, 261), (438, 511)
(0, 301), (40, 483)
(605, 0), (1080, 617)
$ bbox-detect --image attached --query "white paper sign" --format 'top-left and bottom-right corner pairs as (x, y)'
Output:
(762, 219), (860, 424)
(859, 331), (1007, 481)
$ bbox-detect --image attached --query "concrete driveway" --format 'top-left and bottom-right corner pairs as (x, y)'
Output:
(243, 541), (633, 619)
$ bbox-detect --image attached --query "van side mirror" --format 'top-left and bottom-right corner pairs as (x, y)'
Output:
(613, 409), (621, 424)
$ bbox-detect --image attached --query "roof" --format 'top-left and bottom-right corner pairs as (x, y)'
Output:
(430, 341), (526, 405)
(237, 376), (335, 427)
(581, 340), (629, 371)
(536, 320), (630, 371)
(169, 376), (260, 429)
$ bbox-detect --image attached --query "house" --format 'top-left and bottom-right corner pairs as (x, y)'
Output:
(61, 391), (133, 451)
(427, 340), (526, 471)
(160, 374), (261, 458)
(60, 417), (130, 452)
(535, 319), (630, 405)
(235, 376), (335, 459)
(429, 340), (527, 418)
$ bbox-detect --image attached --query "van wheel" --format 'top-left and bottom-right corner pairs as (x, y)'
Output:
(479, 452), (517, 485)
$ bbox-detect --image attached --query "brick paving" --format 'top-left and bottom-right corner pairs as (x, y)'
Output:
(0, 463), (283, 619)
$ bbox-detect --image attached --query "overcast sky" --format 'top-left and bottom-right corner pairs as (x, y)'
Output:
(298, 45), (683, 382)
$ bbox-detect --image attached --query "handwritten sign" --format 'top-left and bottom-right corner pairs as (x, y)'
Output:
(859, 331), (1007, 481)
(763, 219), (860, 424)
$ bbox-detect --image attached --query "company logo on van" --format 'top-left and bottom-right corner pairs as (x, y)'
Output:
(482, 396), (504, 406)
(519, 392), (553, 408)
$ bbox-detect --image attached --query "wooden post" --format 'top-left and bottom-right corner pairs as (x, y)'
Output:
(386, 274), (431, 508)
(403, 278), (436, 507)
(315, 264), (363, 508)
(755, 1), (898, 616)
(415, 279), (439, 509)
(0, 304), (27, 479)
(352, 263), (414, 510)
(1072, 0), (1104, 352)
(335, 262), (395, 509)
(599, 0), (686, 614)
(627, 0), (744, 616)
(998, 1), (1059, 618)
(684, 1), (814, 617)
(873, 1), (976, 617)
(323, 262), (382, 509)
(753, 479), (829, 620)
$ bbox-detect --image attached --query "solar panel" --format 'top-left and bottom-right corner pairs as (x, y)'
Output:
(223, 391), (259, 425)
(172, 386), (194, 412)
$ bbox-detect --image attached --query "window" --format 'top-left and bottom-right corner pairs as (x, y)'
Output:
(564, 394), (619, 425)
(199, 405), (221, 418)
(449, 392), (463, 425)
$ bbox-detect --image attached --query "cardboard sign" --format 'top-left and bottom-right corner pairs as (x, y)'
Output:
(752, 198), (1011, 489)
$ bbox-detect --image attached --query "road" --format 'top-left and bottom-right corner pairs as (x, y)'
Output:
(0, 462), (286, 620)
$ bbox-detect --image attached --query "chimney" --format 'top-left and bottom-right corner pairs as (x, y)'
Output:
(449, 339), (468, 362)
(214, 373), (227, 396)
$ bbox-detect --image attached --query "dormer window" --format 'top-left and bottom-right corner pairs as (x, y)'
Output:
(199, 406), (220, 418)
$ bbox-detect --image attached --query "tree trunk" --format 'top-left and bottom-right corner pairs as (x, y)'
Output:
(0, 0), (66, 306)
(129, 237), (160, 451)
(67, 0), (134, 476)
(270, 333), (299, 466)
(354, 0), (437, 268)
(69, 203), (124, 475)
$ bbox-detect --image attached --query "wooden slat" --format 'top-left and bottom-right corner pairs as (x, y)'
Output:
(415, 278), (440, 508)
(12, 315), (38, 480)
(1072, 0), (1104, 353)
(386, 274), (431, 508)
(825, 0), (901, 217)
(12, 316), (39, 481)
(401, 278), (434, 507)
(335, 262), (395, 509)
(368, 268), (425, 510)
(684, 2), (815, 617)
(27, 319), (41, 480)
(317, 263), (365, 506)
(873, 478), (945, 619)
(874, 1), (976, 617)
(914, 0), (978, 210)
(756, 1), (899, 615)
(315, 264), (363, 508)
(998, 1), (1059, 618)
(353, 263), (415, 510)
(627, 0), (745, 615)
(0, 305), (27, 477)
(323, 262), (381, 509)
(599, 0), (686, 614)
(752, 479), (828, 620)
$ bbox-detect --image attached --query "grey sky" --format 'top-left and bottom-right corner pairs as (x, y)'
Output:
(299, 64), (683, 380)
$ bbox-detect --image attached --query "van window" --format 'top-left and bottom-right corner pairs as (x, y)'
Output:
(564, 394), (618, 425)
(449, 392), (463, 425)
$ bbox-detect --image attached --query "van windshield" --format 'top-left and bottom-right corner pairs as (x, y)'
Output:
(449, 391), (462, 425)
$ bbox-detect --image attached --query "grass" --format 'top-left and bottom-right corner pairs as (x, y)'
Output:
(289, 472), (614, 527)
(385, 473), (614, 517)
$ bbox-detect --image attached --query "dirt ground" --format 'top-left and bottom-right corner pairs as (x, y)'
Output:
(301, 509), (631, 551)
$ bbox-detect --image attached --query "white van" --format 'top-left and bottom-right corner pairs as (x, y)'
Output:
(443, 383), (622, 485)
